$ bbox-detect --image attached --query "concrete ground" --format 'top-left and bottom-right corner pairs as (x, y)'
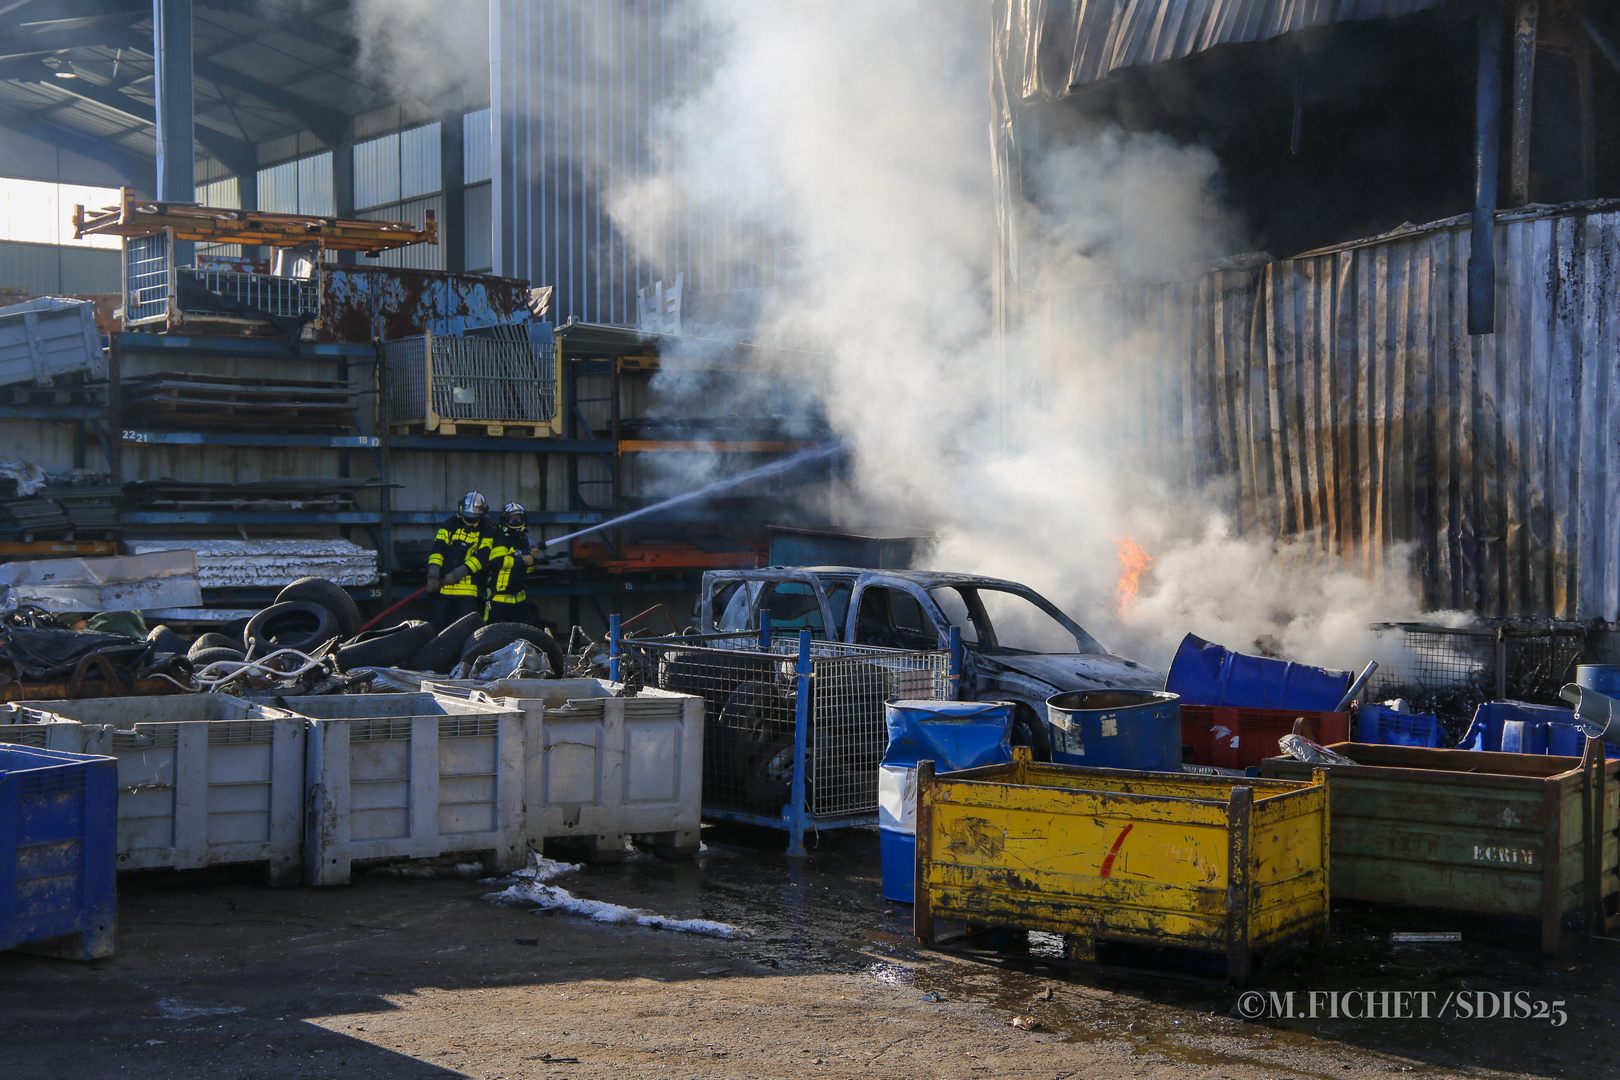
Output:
(2, 826), (1615, 1079)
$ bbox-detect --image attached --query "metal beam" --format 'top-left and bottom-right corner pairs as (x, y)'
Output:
(192, 54), (345, 145)
(151, 0), (192, 203)
(26, 64), (254, 174)
(1509, 0), (1537, 206)
(1469, 5), (1505, 337)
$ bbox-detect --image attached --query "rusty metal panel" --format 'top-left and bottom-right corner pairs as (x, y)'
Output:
(317, 266), (529, 341)
(1262, 742), (1620, 952)
(913, 749), (1328, 973)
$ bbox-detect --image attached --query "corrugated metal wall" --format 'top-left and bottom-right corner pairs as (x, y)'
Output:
(0, 239), (120, 293)
(1036, 205), (1620, 621)
(491, 0), (719, 326)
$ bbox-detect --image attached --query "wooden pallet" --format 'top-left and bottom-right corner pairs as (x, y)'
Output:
(389, 419), (551, 438)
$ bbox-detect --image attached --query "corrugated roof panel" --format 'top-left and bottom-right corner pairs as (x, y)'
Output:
(1014, 0), (1448, 95)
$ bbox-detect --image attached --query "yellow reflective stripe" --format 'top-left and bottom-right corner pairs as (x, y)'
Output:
(441, 579), (480, 596)
(434, 528), (450, 542)
(465, 553), (484, 572)
(426, 553), (444, 567)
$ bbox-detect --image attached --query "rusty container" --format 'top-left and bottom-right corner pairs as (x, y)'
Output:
(913, 747), (1330, 979)
(1261, 741), (1620, 952)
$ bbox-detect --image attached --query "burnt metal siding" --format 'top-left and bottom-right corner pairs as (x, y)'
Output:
(1002, 0), (1447, 97)
(490, 0), (704, 327)
(1035, 205), (1620, 621)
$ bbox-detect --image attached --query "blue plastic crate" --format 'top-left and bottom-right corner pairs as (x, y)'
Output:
(1353, 704), (1445, 748)
(1545, 722), (1620, 760)
(1458, 700), (1571, 752)
(0, 743), (117, 959)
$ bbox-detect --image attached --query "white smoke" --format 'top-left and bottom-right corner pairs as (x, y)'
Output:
(601, 0), (1443, 670)
(337, 0), (1449, 671)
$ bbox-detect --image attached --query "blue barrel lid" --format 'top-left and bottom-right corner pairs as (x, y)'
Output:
(882, 700), (1014, 771)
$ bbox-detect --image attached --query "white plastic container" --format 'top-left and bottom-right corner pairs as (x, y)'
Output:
(8, 695), (305, 883)
(293, 691), (527, 886)
(0, 709), (86, 751)
(425, 678), (704, 859)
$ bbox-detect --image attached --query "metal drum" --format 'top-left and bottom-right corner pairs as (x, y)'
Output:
(1046, 689), (1181, 771)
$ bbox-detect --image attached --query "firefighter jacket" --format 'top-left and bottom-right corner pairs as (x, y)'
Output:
(466, 528), (533, 604)
(428, 516), (491, 597)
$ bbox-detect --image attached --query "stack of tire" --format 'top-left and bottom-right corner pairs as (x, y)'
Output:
(177, 576), (566, 678)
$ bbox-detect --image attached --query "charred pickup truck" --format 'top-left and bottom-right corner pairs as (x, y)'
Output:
(697, 567), (1162, 757)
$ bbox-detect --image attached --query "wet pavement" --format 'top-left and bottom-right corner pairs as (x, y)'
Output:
(1, 823), (1615, 1078)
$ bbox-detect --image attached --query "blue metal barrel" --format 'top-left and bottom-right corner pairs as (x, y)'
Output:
(1046, 689), (1181, 770)
(879, 700), (1014, 904)
(1165, 633), (1352, 710)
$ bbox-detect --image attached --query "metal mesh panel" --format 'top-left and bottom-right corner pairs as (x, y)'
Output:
(623, 633), (949, 823)
(181, 270), (319, 318)
(384, 331), (557, 429)
(125, 233), (171, 324)
(1367, 621), (1587, 735)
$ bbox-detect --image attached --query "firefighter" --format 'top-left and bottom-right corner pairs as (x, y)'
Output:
(425, 490), (490, 628)
(454, 501), (539, 624)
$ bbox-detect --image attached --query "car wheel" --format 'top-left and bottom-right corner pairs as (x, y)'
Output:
(276, 577), (363, 638)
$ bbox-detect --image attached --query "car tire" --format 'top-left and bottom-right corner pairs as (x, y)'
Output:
(243, 601), (341, 656)
(187, 631), (237, 658)
(146, 623), (189, 657)
(459, 622), (565, 676)
(189, 645), (246, 668)
(276, 577), (363, 638)
(335, 620), (435, 670)
(409, 611), (484, 673)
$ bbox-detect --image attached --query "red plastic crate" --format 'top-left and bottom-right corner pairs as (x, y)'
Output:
(1180, 705), (1350, 769)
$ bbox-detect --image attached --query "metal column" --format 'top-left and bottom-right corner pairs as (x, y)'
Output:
(1468, 5), (1506, 337)
(1509, 0), (1539, 206)
(152, 0), (193, 263)
(440, 114), (466, 273)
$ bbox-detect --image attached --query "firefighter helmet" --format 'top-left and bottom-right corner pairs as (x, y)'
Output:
(458, 490), (488, 522)
(502, 501), (527, 530)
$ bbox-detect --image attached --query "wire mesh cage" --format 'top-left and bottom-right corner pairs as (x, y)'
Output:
(181, 269), (318, 319)
(1366, 620), (1587, 736)
(615, 630), (951, 839)
(384, 329), (558, 433)
(124, 233), (171, 325)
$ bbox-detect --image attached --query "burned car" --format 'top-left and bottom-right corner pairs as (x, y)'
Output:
(697, 567), (1162, 757)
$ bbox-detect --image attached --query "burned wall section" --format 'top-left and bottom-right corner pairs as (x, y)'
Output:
(1036, 203), (1620, 621)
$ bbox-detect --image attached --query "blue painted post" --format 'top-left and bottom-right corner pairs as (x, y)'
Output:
(947, 625), (963, 701)
(608, 613), (621, 682)
(152, 0), (194, 265)
(758, 609), (772, 653)
(786, 629), (812, 858)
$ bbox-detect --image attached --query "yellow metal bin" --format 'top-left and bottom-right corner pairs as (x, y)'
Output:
(914, 748), (1330, 979)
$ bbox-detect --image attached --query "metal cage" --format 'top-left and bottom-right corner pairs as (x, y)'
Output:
(383, 329), (559, 435)
(612, 622), (954, 855)
(1367, 620), (1587, 736)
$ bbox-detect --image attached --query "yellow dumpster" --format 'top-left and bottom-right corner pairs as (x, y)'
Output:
(914, 748), (1330, 979)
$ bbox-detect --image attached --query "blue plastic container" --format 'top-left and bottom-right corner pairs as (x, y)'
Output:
(879, 700), (1014, 904)
(0, 743), (117, 959)
(1165, 633), (1353, 710)
(1046, 689), (1181, 770)
(1353, 703), (1445, 748)
(1458, 700), (1572, 752)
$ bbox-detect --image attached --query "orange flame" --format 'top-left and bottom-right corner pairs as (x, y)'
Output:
(1114, 536), (1153, 619)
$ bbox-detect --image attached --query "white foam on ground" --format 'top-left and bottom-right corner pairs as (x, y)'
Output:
(484, 854), (744, 939)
